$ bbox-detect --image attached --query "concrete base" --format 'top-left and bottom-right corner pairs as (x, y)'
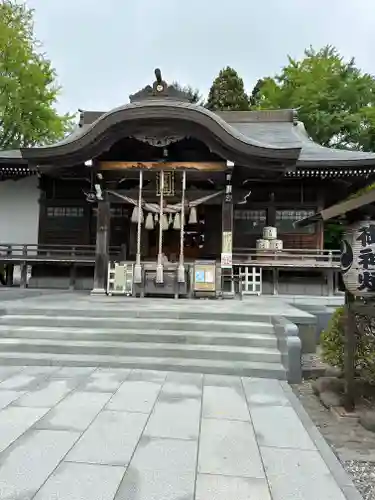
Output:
(90, 288), (107, 296)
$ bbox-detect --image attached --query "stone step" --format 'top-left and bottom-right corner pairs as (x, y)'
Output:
(0, 326), (278, 349)
(0, 352), (287, 379)
(0, 315), (275, 334)
(0, 339), (282, 363)
(3, 307), (272, 324)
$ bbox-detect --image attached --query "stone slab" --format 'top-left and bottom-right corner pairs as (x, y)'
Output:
(196, 474), (272, 500)
(126, 369), (167, 383)
(12, 379), (77, 408)
(0, 373), (45, 391)
(52, 366), (97, 378)
(115, 436), (197, 500)
(202, 378), (249, 421)
(0, 390), (24, 410)
(250, 405), (316, 450)
(162, 371), (203, 398)
(144, 396), (201, 440)
(34, 462), (125, 500)
(66, 410), (148, 466)
(0, 367), (24, 382)
(35, 391), (113, 432)
(23, 366), (60, 376)
(260, 446), (347, 500)
(0, 429), (80, 500)
(78, 368), (130, 392)
(107, 380), (162, 413)
(198, 418), (265, 478)
(0, 406), (50, 453)
(242, 377), (290, 407)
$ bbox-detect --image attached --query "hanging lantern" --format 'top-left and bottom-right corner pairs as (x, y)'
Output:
(131, 206), (144, 224)
(341, 220), (375, 297)
(145, 212), (154, 230)
(188, 206), (197, 225)
(173, 212), (181, 230)
(161, 214), (169, 230)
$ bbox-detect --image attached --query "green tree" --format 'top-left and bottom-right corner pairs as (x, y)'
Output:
(252, 46), (375, 150)
(206, 66), (250, 111)
(0, 1), (74, 150)
(172, 82), (204, 105)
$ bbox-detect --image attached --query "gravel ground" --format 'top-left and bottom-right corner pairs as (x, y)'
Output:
(294, 381), (375, 500)
(345, 461), (375, 500)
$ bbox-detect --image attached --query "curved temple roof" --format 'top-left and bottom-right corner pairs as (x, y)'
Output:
(18, 101), (301, 164)
(1, 68), (375, 169)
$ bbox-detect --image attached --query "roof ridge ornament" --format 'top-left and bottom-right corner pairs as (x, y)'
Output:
(129, 68), (191, 103)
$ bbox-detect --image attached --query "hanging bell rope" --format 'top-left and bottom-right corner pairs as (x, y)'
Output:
(156, 170), (165, 284)
(134, 170), (143, 284)
(178, 170), (187, 283)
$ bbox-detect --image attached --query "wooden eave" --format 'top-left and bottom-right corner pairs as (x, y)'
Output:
(295, 189), (375, 227)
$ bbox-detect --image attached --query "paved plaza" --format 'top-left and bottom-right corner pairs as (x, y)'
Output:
(0, 365), (361, 500)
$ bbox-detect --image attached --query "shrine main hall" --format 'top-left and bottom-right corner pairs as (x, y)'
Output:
(1, 69), (375, 297)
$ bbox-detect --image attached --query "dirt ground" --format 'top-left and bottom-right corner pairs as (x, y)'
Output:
(294, 381), (375, 499)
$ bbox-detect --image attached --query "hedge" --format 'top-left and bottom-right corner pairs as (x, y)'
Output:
(321, 305), (375, 385)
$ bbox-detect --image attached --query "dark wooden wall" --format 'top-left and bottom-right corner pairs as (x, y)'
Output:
(38, 174), (329, 251)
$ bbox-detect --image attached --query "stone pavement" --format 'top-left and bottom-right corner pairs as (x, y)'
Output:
(0, 365), (361, 500)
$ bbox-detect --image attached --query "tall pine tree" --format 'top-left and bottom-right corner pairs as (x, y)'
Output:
(206, 67), (249, 111)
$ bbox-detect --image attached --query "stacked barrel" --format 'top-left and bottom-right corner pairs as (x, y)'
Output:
(256, 226), (283, 252)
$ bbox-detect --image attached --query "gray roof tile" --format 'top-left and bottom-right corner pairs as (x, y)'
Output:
(2, 104), (375, 167)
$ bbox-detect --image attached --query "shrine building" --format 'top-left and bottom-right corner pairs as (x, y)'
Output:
(1, 69), (375, 297)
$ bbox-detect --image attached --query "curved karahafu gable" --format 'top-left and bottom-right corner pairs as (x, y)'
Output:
(2, 67), (375, 171)
(19, 100), (301, 166)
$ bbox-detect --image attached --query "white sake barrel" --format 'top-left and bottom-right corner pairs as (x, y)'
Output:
(269, 239), (283, 250)
(263, 226), (277, 240)
(256, 239), (270, 250)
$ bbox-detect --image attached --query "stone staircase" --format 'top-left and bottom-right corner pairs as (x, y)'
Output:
(0, 305), (289, 380)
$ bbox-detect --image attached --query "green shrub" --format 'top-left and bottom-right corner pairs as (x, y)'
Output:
(321, 306), (345, 368)
(321, 304), (375, 385)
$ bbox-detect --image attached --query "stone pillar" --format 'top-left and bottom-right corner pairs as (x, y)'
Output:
(221, 167), (234, 288)
(91, 199), (110, 295)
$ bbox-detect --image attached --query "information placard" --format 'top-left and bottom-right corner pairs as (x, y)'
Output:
(193, 261), (216, 293)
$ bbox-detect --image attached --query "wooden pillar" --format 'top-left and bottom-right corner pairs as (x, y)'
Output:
(343, 291), (356, 412)
(317, 192), (325, 249)
(5, 264), (14, 287)
(91, 199), (110, 295)
(5, 245), (13, 286)
(221, 167), (234, 291)
(266, 192), (276, 227)
(272, 268), (279, 295)
(20, 245), (28, 289)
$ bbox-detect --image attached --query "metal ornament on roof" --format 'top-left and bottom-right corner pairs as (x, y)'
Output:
(341, 220), (375, 297)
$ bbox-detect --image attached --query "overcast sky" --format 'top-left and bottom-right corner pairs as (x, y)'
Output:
(26, 0), (374, 116)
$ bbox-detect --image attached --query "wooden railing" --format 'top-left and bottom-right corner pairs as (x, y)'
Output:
(0, 244), (122, 263)
(233, 248), (341, 267)
(0, 244), (341, 267)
